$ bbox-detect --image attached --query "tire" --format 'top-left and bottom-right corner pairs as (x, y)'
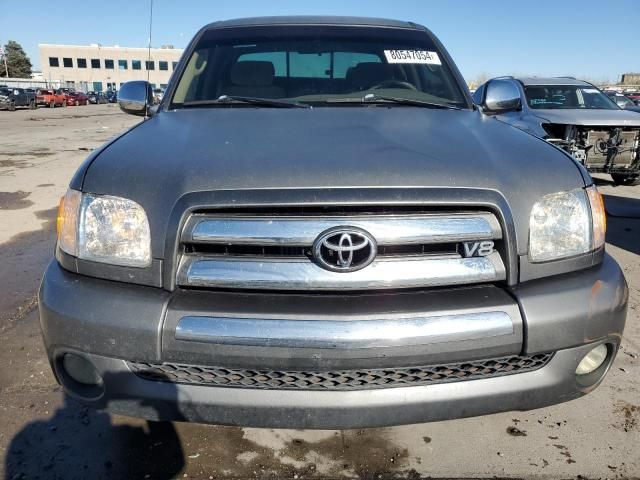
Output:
(75, 100), (79, 106)
(8, 101), (15, 111)
(611, 173), (640, 186)
(62, 100), (67, 108)
(49, 100), (55, 108)
(29, 100), (36, 110)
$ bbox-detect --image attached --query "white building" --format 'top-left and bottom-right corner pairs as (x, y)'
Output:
(39, 44), (184, 92)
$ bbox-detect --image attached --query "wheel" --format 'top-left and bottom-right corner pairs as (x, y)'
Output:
(8, 101), (15, 111)
(29, 100), (36, 110)
(62, 100), (67, 108)
(49, 100), (55, 108)
(611, 173), (640, 186)
(75, 100), (79, 106)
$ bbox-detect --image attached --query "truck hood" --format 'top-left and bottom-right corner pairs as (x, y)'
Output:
(531, 108), (640, 127)
(84, 107), (585, 256)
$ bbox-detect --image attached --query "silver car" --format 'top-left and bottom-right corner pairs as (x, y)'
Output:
(473, 77), (640, 185)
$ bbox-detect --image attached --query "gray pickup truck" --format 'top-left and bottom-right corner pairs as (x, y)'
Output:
(39, 16), (627, 429)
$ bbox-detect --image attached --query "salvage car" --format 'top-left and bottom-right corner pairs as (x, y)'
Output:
(66, 91), (89, 106)
(36, 89), (65, 108)
(0, 87), (36, 110)
(473, 77), (640, 185)
(87, 91), (108, 104)
(40, 16), (627, 429)
(605, 91), (640, 113)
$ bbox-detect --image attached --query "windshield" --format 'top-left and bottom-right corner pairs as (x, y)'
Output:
(524, 85), (619, 110)
(171, 27), (467, 108)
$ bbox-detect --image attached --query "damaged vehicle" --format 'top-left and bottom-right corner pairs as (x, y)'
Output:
(39, 17), (627, 429)
(473, 77), (640, 186)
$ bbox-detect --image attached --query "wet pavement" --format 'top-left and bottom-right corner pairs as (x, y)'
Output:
(0, 105), (638, 479)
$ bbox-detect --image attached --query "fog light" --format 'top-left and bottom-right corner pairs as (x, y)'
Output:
(62, 353), (102, 386)
(576, 344), (608, 376)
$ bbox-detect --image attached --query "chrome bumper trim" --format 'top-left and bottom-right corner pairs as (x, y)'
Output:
(175, 311), (514, 349)
(177, 252), (506, 290)
(184, 213), (502, 246)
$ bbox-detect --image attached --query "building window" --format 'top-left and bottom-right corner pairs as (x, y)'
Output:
(118, 59), (128, 70)
(159, 61), (168, 71)
(91, 58), (101, 69)
(77, 58), (87, 69)
(172, 62), (178, 70)
(105, 59), (114, 69)
(145, 60), (155, 70)
(63, 57), (73, 68)
(92, 81), (103, 92)
(48, 57), (59, 67)
(132, 60), (141, 70)
(150, 83), (157, 89)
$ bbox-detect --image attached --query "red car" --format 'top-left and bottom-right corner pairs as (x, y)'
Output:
(66, 91), (89, 106)
(36, 89), (65, 108)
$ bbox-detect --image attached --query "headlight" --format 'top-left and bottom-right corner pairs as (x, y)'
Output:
(529, 186), (606, 262)
(57, 189), (151, 267)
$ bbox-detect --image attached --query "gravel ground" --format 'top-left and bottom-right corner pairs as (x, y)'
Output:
(0, 104), (638, 479)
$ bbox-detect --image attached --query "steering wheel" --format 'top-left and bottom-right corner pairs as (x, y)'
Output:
(370, 80), (417, 91)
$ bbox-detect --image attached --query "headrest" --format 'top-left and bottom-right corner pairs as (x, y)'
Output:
(230, 61), (275, 87)
(347, 62), (401, 89)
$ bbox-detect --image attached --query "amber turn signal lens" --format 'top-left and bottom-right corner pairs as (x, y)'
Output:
(57, 189), (81, 256)
(586, 186), (606, 250)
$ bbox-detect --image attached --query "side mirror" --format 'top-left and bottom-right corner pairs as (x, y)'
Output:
(118, 81), (154, 117)
(483, 79), (522, 114)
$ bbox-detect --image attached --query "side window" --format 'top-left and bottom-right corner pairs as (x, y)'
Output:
(289, 52), (330, 78)
(333, 52), (381, 78)
(237, 52), (286, 76)
(472, 85), (484, 104)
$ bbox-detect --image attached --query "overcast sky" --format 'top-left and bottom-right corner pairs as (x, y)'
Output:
(1, 0), (637, 83)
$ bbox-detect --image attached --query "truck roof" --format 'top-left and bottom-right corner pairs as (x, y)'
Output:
(204, 16), (423, 31)
(515, 77), (593, 87)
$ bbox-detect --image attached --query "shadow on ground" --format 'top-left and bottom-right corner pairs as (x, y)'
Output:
(603, 193), (640, 256)
(4, 372), (185, 480)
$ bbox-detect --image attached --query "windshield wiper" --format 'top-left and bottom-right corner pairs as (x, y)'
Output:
(182, 95), (311, 109)
(361, 93), (463, 110)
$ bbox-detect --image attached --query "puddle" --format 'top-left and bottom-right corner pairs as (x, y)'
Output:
(0, 191), (34, 210)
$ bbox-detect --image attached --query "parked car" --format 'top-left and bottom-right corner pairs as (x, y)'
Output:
(152, 88), (164, 104)
(36, 89), (66, 108)
(41, 16), (627, 430)
(66, 91), (89, 106)
(0, 89), (15, 111)
(605, 92), (640, 113)
(473, 77), (640, 185)
(87, 91), (108, 104)
(105, 90), (118, 103)
(0, 87), (36, 110)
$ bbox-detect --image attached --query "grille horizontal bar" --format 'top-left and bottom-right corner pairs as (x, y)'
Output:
(128, 353), (553, 391)
(183, 213), (502, 246)
(177, 252), (506, 290)
(174, 311), (514, 349)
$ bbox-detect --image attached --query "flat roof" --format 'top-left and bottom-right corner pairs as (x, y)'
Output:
(38, 43), (183, 52)
(205, 15), (421, 30)
(515, 77), (592, 86)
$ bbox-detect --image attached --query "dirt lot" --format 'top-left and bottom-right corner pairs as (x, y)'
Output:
(0, 104), (638, 479)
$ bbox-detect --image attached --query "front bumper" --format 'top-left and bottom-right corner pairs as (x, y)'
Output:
(39, 254), (628, 429)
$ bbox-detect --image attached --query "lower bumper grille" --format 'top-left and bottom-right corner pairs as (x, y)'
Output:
(128, 353), (553, 391)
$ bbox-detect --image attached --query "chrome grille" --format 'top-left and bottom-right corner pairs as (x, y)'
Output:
(128, 353), (552, 391)
(177, 212), (505, 291)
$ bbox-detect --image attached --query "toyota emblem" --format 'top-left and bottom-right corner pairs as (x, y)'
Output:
(312, 227), (377, 272)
